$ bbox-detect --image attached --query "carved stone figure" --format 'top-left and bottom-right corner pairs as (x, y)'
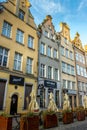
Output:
(28, 88), (39, 113)
(63, 93), (71, 110)
(48, 92), (58, 112)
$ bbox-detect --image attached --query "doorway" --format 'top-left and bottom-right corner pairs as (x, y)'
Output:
(10, 94), (18, 115)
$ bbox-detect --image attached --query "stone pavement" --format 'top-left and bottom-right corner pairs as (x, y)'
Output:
(43, 118), (87, 130)
(12, 116), (87, 130)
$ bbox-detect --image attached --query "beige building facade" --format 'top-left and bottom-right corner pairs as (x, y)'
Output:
(72, 33), (87, 106)
(0, 0), (38, 114)
(59, 23), (77, 108)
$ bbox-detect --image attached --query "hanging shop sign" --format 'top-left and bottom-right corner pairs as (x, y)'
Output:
(9, 75), (24, 86)
(44, 80), (57, 88)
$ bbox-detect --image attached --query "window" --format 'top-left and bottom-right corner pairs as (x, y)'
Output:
(44, 30), (49, 37)
(28, 36), (34, 49)
(48, 66), (52, 79)
(65, 49), (68, 58)
(71, 66), (75, 75)
(68, 81), (71, 89)
(63, 80), (66, 88)
(80, 67), (83, 76)
(54, 49), (57, 59)
(82, 82), (84, 91)
(2, 21), (12, 38)
(70, 51), (73, 60)
(62, 62), (66, 72)
(76, 65), (80, 75)
(18, 9), (25, 20)
(86, 84), (87, 91)
(40, 64), (46, 77)
(64, 38), (67, 44)
(16, 29), (24, 44)
(84, 68), (87, 77)
(82, 56), (85, 64)
(78, 82), (82, 91)
(0, 47), (9, 67)
(14, 52), (22, 71)
(67, 64), (71, 74)
(40, 42), (45, 55)
(72, 82), (75, 90)
(26, 58), (33, 74)
(50, 34), (53, 39)
(61, 46), (64, 56)
(54, 68), (59, 80)
(48, 46), (51, 57)
(75, 53), (79, 61)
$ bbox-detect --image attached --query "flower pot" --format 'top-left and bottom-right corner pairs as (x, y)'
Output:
(77, 111), (85, 121)
(20, 115), (39, 130)
(63, 112), (73, 124)
(0, 116), (12, 130)
(85, 109), (87, 116)
(44, 114), (58, 129)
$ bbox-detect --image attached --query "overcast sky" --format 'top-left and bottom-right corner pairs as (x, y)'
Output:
(30, 0), (87, 45)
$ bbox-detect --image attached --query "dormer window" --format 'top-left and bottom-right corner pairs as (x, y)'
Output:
(18, 9), (25, 21)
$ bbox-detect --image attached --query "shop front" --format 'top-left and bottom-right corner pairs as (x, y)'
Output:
(68, 90), (77, 108)
(38, 79), (60, 108)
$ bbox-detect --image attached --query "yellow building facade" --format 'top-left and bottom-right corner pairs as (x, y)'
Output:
(0, 0), (38, 114)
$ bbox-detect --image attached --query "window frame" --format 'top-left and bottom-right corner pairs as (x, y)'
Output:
(26, 57), (33, 74)
(14, 52), (22, 71)
(28, 35), (34, 49)
(0, 46), (9, 67)
(18, 9), (25, 21)
(16, 29), (24, 44)
(2, 21), (12, 38)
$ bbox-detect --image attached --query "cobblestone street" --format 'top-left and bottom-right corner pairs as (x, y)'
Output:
(12, 116), (87, 130)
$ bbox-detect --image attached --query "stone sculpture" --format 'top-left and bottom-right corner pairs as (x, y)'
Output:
(63, 93), (71, 110)
(48, 92), (58, 112)
(28, 88), (39, 113)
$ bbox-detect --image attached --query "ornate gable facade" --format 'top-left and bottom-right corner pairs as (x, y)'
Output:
(72, 32), (84, 51)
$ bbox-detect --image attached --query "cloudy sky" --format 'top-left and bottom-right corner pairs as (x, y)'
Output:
(30, 0), (87, 45)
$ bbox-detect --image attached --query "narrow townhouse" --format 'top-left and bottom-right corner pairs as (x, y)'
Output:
(0, 0), (38, 114)
(59, 22), (77, 108)
(37, 15), (61, 108)
(72, 32), (87, 106)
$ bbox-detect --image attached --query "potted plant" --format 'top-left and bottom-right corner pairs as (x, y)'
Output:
(85, 108), (87, 116)
(20, 112), (39, 130)
(20, 88), (40, 130)
(76, 106), (85, 121)
(62, 92), (74, 124)
(62, 108), (73, 124)
(43, 92), (58, 129)
(43, 110), (58, 129)
(0, 112), (12, 130)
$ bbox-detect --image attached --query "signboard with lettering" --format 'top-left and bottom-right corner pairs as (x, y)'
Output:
(68, 90), (77, 94)
(9, 75), (24, 86)
(44, 80), (57, 88)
